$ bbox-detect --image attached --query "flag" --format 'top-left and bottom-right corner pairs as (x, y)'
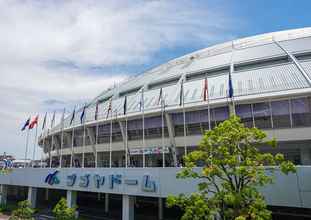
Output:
(106, 98), (112, 119)
(123, 96), (127, 115)
(95, 101), (99, 120)
(157, 88), (163, 105)
(29, 115), (39, 129)
(203, 78), (208, 101)
(179, 77), (184, 106)
(80, 104), (86, 124)
(70, 107), (75, 126)
(61, 108), (66, 127)
(139, 87), (144, 112)
(228, 71), (234, 98)
(51, 111), (56, 128)
(21, 118), (30, 131)
(42, 112), (47, 130)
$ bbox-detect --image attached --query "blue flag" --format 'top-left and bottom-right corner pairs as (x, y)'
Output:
(179, 79), (184, 106)
(123, 96), (127, 115)
(228, 72), (234, 98)
(70, 107), (75, 125)
(21, 118), (30, 131)
(80, 105), (86, 124)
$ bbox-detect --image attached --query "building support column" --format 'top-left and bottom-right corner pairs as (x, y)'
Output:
(0, 185), (7, 205)
(66, 190), (77, 208)
(105, 193), (109, 213)
(165, 113), (177, 166)
(122, 194), (134, 220)
(158, 197), (163, 220)
(86, 127), (97, 159)
(45, 188), (49, 201)
(300, 148), (311, 165)
(27, 187), (37, 208)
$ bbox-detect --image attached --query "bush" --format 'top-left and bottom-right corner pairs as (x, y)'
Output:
(9, 200), (34, 220)
(0, 203), (18, 214)
(52, 198), (77, 220)
(0, 203), (8, 213)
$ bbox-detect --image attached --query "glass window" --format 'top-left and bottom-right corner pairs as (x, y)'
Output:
(171, 113), (184, 125)
(187, 123), (202, 135)
(174, 125), (185, 137)
(271, 100), (291, 128)
(236, 104), (253, 128)
(210, 106), (229, 128)
(128, 129), (143, 140)
(253, 102), (272, 129)
(291, 97), (311, 127)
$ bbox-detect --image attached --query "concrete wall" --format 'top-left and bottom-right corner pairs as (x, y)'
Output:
(0, 167), (310, 209)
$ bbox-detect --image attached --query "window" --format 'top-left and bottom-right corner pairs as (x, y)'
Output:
(253, 102), (272, 129)
(236, 104), (253, 128)
(98, 123), (122, 143)
(187, 123), (202, 135)
(172, 110), (209, 136)
(271, 100), (291, 128)
(210, 106), (229, 128)
(291, 97), (311, 127)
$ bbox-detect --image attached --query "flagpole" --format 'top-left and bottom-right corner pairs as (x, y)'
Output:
(229, 41), (236, 116)
(70, 125), (75, 167)
(82, 119), (86, 168)
(32, 125), (38, 167)
(24, 128), (30, 168)
(125, 116), (128, 168)
(109, 110), (113, 168)
(142, 89), (145, 168)
(59, 109), (65, 168)
(50, 111), (55, 168)
(205, 78), (211, 130)
(95, 121), (99, 168)
(41, 136), (45, 168)
(50, 133), (53, 168)
(161, 99), (165, 168)
(182, 81), (187, 157)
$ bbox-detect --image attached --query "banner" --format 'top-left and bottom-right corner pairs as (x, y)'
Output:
(129, 146), (169, 155)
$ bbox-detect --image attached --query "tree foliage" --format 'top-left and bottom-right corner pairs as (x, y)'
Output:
(9, 200), (34, 220)
(167, 116), (296, 220)
(52, 198), (77, 220)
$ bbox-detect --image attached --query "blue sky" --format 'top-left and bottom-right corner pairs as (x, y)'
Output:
(72, 0), (311, 78)
(0, 0), (310, 159)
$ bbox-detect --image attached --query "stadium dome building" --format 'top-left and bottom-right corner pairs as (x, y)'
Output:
(1, 27), (311, 219)
(44, 27), (311, 169)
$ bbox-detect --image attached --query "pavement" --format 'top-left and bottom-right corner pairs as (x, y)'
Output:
(0, 214), (9, 220)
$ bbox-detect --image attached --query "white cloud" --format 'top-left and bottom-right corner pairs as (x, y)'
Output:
(0, 0), (235, 158)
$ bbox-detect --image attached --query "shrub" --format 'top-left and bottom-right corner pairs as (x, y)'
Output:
(52, 198), (77, 220)
(9, 200), (34, 220)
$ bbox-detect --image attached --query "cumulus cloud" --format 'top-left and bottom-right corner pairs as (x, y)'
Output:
(0, 0), (235, 158)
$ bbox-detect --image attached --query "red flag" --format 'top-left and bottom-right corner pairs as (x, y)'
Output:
(203, 78), (208, 101)
(29, 115), (39, 129)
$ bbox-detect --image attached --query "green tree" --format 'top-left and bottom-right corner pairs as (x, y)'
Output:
(9, 200), (34, 220)
(167, 116), (296, 220)
(52, 198), (77, 220)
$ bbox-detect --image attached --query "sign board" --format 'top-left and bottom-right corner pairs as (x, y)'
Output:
(129, 146), (169, 155)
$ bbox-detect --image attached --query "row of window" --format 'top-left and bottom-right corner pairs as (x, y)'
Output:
(237, 97), (311, 129)
(50, 142), (305, 167)
(47, 96), (311, 148)
(173, 97), (311, 137)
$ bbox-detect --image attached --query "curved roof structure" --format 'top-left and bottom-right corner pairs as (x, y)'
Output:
(51, 27), (311, 132)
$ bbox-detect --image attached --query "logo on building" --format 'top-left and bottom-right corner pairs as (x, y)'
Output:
(45, 170), (60, 185)
(0, 159), (13, 174)
(64, 173), (157, 193)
